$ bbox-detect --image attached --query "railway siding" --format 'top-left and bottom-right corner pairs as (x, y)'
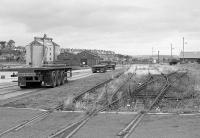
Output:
(0, 64), (199, 138)
(0, 68), (126, 109)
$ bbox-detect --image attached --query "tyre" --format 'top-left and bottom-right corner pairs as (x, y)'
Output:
(60, 71), (65, 85)
(51, 71), (57, 88)
(103, 68), (106, 73)
(92, 70), (96, 73)
(56, 71), (61, 86)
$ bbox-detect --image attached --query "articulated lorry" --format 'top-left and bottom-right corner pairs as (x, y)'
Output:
(4, 35), (72, 88)
(92, 61), (116, 73)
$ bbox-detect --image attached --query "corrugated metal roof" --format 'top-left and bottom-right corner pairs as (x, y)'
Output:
(179, 51), (200, 59)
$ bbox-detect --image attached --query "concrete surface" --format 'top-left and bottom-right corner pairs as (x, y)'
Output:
(3, 110), (84, 138)
(73, 113), (136, 138)
(130, 114), (200, 138)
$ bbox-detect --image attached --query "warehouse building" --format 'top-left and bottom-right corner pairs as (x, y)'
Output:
(57, 52), (80, 66)
(57, 50), (101, 67)
(77, 50), (101, 67)
(179, 51), (200, 63)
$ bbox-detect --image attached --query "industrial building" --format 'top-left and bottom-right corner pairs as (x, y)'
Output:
(179, 51), (200, 63)
(57, 52), (80, 66)
(26, 34), (60, 66)
(77, 50), (101, 67)
(57, 50), (101, 67)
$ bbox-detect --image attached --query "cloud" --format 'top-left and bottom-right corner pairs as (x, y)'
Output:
(0, 0), (200, 55)
(0, 0), (150, 32)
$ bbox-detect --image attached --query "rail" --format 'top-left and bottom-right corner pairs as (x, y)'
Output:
(0, 84), (18, 89)
(0, 69), (127, 137)
(48, 73), (134, 138)
(117, 71), (187, 138)
(73, 69), (127, 102)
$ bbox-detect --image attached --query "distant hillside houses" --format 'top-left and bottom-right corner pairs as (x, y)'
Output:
(0, 40), (25, 62)
(60, 48), (116, 61)
(0, 39), (131, 64)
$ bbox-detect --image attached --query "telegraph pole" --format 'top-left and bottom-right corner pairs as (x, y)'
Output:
(158, 50), (160, 64)
(152, 47), (154, 63)
(183, 37), (185, 62)
(171, 43), (172, 58)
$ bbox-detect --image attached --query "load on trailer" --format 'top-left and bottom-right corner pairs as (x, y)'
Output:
(91, 61), (116, 73)
(17, 34), (72, 88)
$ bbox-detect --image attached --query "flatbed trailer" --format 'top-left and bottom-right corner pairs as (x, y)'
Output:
(91, 64), (107, 73)
(106, 63), (116, 70)
(91, 61), (116, 73)
(99, 61), (116, 70)
(1, 66), (72, 88)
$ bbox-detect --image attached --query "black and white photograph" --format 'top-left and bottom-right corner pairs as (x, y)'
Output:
(0, 0), (200, 137)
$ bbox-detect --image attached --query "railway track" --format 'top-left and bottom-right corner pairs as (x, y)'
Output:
(0, 84), (18, 89)
(72, 70), (127, 103)
(0, 69), (117, 105)
(0, 89), (20, 96)
(0, 67), (186, 138)
(48, 72), (157, 138)
(0, 87), (47, 106)
(132, 95), (194, 100)
(0, 69), (128, 137)
(117, 71), (187, 138)
(48, 72), (134, 138)
(0, 82), (17, 86)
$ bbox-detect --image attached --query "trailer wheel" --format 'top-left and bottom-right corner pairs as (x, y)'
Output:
(103, 68), (106, 73)
(56, 71), (61, 86)
(60, 71), (65, 85)
(92, 70), (96, 73)
(51, 71), (57, 88)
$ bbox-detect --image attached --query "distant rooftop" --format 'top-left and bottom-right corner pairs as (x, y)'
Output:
(179, 51), (200, 59)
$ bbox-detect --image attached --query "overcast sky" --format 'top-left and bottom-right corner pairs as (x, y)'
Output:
(0, 0), (200, 55)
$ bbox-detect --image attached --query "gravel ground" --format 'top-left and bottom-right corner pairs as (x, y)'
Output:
(73, 113), (137, 138)
(3, 111), (84, 138)
(2, 68), (126, 110)
(130, 114), (200, 138)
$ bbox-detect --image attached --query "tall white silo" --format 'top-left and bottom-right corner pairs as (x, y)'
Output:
(25, 44), (47, 67)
